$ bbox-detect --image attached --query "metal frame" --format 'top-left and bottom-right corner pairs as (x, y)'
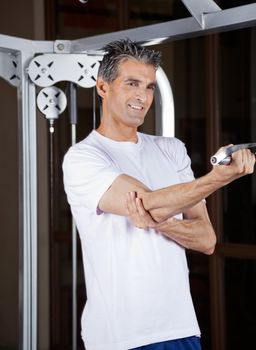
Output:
(71, 3), (256, 52)
(155, 67), (175, 137)
(1, 1), (256, 349)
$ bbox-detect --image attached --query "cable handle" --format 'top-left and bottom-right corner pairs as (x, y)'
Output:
(210, 143), (256, 165)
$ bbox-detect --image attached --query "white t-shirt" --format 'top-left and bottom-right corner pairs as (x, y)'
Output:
(63, 130), (200, 350)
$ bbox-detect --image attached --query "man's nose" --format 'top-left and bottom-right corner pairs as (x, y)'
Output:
(135, 88), (147, 102)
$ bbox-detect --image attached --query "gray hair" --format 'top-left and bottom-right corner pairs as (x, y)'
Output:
(97, 38), (162, 82)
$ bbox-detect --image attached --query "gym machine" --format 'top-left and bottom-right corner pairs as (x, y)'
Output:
(1, 1), (256, 349)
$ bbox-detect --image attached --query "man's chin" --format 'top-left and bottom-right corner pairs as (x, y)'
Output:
(128, 116), (145, 127)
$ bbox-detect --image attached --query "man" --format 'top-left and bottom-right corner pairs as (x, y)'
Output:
(63, 39), (255, 350)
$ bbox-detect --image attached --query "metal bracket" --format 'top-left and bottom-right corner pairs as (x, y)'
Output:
(0, 51), (20, 86)
(181, 0), (221, 28)
(54, 40), (72, 54)
(27, 54), (102, 88)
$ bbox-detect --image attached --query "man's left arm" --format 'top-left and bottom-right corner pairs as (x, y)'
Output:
(155, 201), (216, 255)
(126, 193), (216, 255)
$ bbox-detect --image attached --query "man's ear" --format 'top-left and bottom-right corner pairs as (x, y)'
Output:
(96, 78), (108, 99)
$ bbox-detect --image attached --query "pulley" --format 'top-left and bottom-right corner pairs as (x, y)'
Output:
(36, 86), (67, 133)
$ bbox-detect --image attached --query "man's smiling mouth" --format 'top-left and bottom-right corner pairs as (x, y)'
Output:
(128, 104), (144, 111)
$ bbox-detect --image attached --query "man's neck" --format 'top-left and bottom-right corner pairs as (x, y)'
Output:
(96, 123), (138, 143)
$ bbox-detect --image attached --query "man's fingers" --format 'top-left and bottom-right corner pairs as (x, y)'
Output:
(136, 197), (148, 216)
(246, 149), (256, 172)
(125, 192), (158, 229)
(126, 191), (137, 214)
(232, 148), (256, 173)
(136, 197), (156, 225)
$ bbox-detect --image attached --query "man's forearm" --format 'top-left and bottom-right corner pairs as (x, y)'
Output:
(156, 215), (216, 255)
(138, 166), (240, 222)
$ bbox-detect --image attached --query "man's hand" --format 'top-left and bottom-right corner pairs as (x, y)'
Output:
(211, 147), (255, 184)
(125, 191), (157, 229)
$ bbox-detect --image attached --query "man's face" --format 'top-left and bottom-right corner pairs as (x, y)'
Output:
(101, 59), (156, 128)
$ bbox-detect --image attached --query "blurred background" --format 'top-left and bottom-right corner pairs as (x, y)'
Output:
(0, 1), (256, 349)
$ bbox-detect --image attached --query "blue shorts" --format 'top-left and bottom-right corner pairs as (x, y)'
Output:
(130, 336), (202, 350)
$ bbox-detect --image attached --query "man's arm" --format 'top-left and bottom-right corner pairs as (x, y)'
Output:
(155, 202), (216, 255)
(125, 194), (216, 255)
(98, 148), (255, 221)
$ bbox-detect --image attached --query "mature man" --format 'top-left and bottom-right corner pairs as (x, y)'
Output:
(63, 39), (255, 350)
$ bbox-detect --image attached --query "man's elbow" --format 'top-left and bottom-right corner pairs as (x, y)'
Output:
(204, 245), (215, 256)
(203, 233), (217, 255)
(148, 208), (171, 223)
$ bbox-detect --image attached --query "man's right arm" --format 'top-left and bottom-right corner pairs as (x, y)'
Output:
(98, 148), (255, 221)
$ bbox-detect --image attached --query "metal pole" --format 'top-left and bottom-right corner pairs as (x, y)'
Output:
(71, 4), (256, 52)
(17, 51), (38, 350)
(155, 67), (175, 137)
(93, 87), (97, 129)
(71, 124), (77, 350)
(68, 83), (78, 350)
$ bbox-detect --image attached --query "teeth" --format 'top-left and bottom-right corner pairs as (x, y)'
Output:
(129, 104), (143, 111)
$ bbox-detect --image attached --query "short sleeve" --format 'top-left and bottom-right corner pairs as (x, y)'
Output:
(175, 140), (194, 183)
(63, 143), (122, 214)
(164, 137), (195, 183)
(169, 139), (207, 203)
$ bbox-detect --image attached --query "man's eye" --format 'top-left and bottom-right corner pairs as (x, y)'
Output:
(129, 82), (138, 87)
